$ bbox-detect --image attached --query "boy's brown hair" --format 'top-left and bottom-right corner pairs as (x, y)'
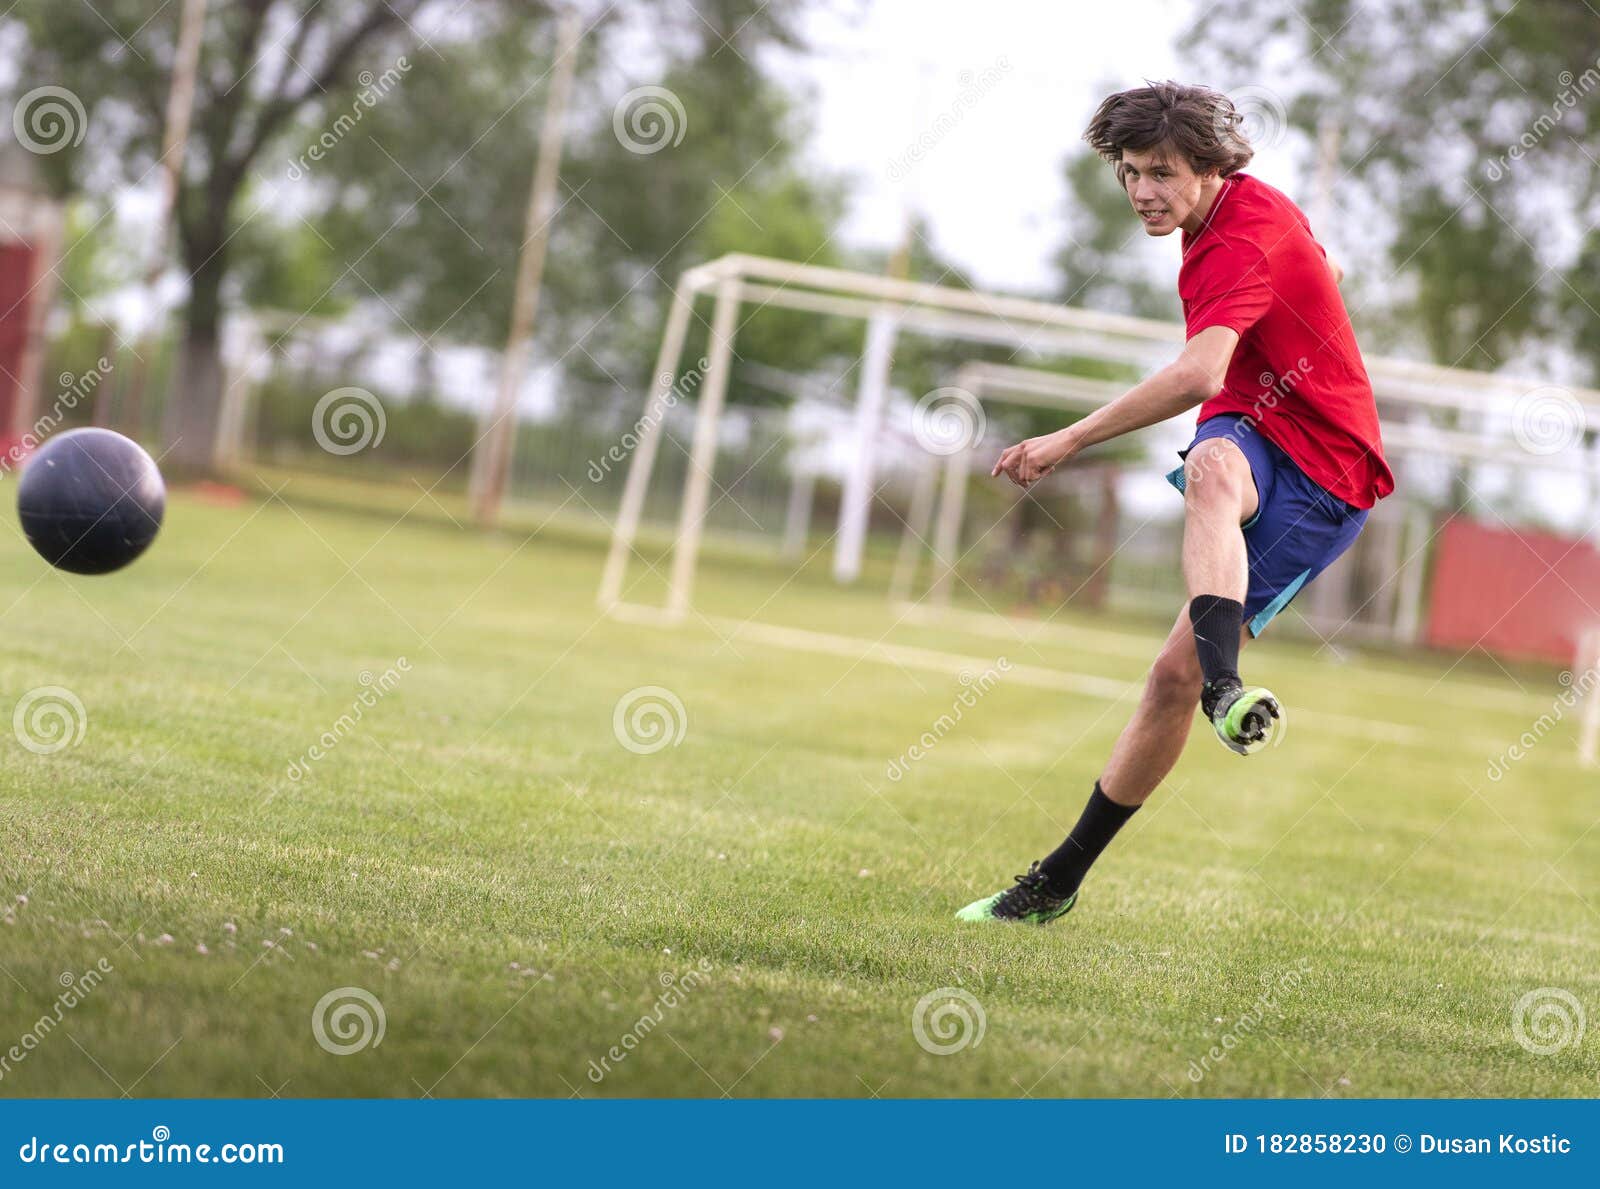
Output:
(1083, 82), (1254, 181)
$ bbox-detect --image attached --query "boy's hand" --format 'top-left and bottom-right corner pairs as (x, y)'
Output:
(992, 428), (1076, 487)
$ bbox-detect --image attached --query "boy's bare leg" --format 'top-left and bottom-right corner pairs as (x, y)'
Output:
(1181, 439), (1256, 602)
(1099, 609), (1253, 807)
(1101, 439), (1259, 806)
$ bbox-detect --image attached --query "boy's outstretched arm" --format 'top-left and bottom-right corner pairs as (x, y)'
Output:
(992, 324), (1241, 487)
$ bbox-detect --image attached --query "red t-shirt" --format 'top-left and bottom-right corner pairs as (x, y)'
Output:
(1179, 173), (1394, 509)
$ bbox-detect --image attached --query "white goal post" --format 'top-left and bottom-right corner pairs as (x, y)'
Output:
(596, 254), (1195, 619)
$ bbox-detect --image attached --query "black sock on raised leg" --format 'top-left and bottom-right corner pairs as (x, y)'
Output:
(1037, 780), (1140, 898)
(1189, 594), (1245, 716)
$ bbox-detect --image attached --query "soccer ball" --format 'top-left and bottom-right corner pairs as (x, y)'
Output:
(17, 428), (166, 575)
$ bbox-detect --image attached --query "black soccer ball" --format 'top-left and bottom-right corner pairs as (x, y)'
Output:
(17, 428), (166, 575)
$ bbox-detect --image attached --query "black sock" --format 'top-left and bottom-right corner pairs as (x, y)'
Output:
(1037, 781), (1139, 898)
(1189, 594), (1244, 716)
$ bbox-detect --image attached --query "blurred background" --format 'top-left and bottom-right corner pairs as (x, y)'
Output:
(3, 0), (1599, 671)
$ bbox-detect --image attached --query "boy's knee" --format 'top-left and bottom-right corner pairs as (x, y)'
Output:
(1184, 440), (1250, 504)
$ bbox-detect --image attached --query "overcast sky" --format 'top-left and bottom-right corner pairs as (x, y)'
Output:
(784, 0), (1302, 295)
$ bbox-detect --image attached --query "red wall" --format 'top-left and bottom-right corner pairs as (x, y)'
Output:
(1426, 516), (1600, 664)
(0, 238), (39, 436)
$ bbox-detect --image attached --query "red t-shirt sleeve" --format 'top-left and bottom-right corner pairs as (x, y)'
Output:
(1182, 238), (1273, 338)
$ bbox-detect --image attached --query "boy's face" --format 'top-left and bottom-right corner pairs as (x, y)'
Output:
(1120, 146), (1212, 237)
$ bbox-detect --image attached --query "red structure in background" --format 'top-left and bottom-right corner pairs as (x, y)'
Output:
(1, 142), (65, 459)
(0, 238), (39, 453)
(1426, 517), (1600, 665)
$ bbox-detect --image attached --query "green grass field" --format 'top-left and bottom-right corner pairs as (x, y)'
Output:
(2, 472), (1597, 1098)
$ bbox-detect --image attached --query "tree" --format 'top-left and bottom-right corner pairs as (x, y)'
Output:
(5, 0), (516, 470)
(1182, 0), (1596, 375)
(304, 0), (852, 407)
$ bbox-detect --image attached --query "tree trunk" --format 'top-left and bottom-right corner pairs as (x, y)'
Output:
(166, 323), (224, 472)
(163, 234), (228, 474)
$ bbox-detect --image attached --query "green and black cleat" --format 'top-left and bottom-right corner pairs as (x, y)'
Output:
(1209, 684), (1283, 755)
(955, 862), (1077, 925)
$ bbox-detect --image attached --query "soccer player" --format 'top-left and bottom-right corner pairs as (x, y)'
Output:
(958, 82), (1393, 925)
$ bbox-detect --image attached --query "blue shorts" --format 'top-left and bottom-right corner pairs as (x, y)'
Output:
(1165, 414), (1368, 636)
